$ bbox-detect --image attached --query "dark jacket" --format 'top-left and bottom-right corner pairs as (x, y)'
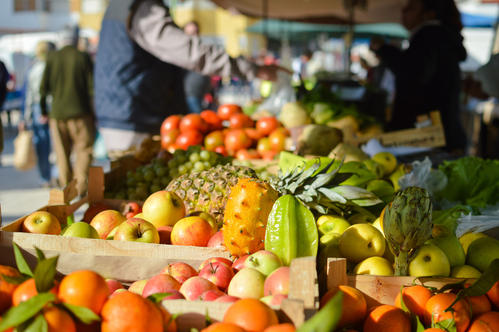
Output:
(377, 23), (468, 150)
(0, 61), (8, 108)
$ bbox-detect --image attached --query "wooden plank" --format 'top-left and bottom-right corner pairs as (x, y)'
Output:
(289, 257), (319, 310)
(163, 300), (231, 332)
(326, 258), (348, 290)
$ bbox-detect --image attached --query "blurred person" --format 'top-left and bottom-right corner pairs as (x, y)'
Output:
(0, 60), (8, 159)
(371, 0), (467, 152)
(182, 21), (212, 114)
(94, 0), (280, 152)
(40, 27), (95, 196)
(19, 41), (56, 187)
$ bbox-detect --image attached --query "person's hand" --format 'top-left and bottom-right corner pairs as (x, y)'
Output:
(39, 115), (49, 125)
(370, 37), (385, 52)
(256, 65), (292, 82)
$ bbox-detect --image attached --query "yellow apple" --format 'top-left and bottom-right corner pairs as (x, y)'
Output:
(339, 224), (385, 263)
(451, 265), (481, 279)
(142, 191), (186, 228)
(318, 233), (342, 270)
(347, 213), (375, 225)
(409, 244), (450, 277)
(372, 217), (384, 235)
(372, 152), (397, 176)
(22, 211), (61, 235)
(459, 232), (489, 255)
(466, 237), (499, 272)
(428, 235), (465, 267)
(316, 215), (350, 236)
(353, 256), (394, 276)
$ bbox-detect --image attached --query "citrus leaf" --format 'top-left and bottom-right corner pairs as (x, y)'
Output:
(147, 293), (172, 304)
(437, 280), (466, 294)
(62, 303), (100, 324)
(0, 293), (56, 330)
(434, 318), (457, 332)
(398, 288), (409, 313)
(13, 242), (33, 277)
(297, 291), (343, 332)
(205, 310), (212, 326)
(190, 329), (200, 332)
(34, 256), (58, 293)
(66, 214), (75, 226)
(414, 315), (425, 332)
(34, 247), (46, 262)
(1, 273), (30, 285)
(23, 314), (48, 332)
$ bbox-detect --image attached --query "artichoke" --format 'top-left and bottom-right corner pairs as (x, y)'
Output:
(383, 187), (433, 275)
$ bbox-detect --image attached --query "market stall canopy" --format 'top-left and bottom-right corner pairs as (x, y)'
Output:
(247, 19), (409, 40)
(212, 0), (405, 24)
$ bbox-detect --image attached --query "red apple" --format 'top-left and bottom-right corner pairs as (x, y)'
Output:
(264, 267), (290, 296)
(160, 290), (185, 300)
(260, 294), (288, 306)
(198, 261), (235, 291)
(128, 279), (148, 295)
(214, 295), (239, 303)
(83, 202), (112, 223)
(114, 218), (160, 244)
(157, 226), (173, 244)
(199, 257), (233, 271)
(110, 288), (127, 298)
(22, 211), (61, 235)
(142, 274), (181, 298)
(161, 262), (197, 284)
(199, 289), (225, 301)
(171, 216), (215, 247)
(232, 255), (250, 272)
(207, 231), (224, 248)
(179, 276), (217, 301)
(106, 279), (124, 294)
(90, 210), (126, 239)
(123, 202), (142, 218)
(142, 191), (186, 228)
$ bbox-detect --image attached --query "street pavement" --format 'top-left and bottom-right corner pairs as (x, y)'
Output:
(0, 111), (108, 225)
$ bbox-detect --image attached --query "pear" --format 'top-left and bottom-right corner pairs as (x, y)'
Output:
(467, 237), (499, 272)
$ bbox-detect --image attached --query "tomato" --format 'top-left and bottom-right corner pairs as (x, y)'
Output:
(179, 114), (208, 133)
(175, 130), (204, 150)
(229, 113), (254, 129)
(224, 129), (252, 153)
(204, 131), (225, 151)
(245, 128), (263, 141)
(268, 129), (287, 152)
(161, 129), (179, 150)
(200, 110), (223, 131)
(236, 149), (260, 161)
(214, 145), (228, 156)
(256, 117), (279, 136)
(160, 115), (182, 137)
(256, 137), (272, 154)
(217, 104), (242, 120)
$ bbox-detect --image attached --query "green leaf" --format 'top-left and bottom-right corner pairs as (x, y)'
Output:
(62, 303), (100, 324)
(13, 242), (33, 277)
(34, 256), (58, 293)
(190, 329), (200, 332)
(34, 247), (46, 262)
(433, 318), (457, 332)
(398, 288), (409, 313)
(66, 214), (75, 226)
(23, 314), (48, 332)
(297, 291), (343, 332)
(205, 310), (212, 326)
(1, 274), (30, 285)
(146, 293), (172, 304)
(0, 293), (56, 330)
(414, 316), (426, 332)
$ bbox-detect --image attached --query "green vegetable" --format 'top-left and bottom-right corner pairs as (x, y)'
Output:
(297, 291), (343, 332)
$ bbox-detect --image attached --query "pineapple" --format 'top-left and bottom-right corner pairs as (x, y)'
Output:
(166, 164), (257, 227)
(223, 178), (278, 257)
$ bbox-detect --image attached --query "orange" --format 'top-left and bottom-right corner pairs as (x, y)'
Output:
(468, 311), (499, 332)
(59, 270), (109, 315)
(424, 293), (471, 332)
(363, 305), (411, 332)
(101, 291), (163, 332)
(320, 285), (367, 328)
(223, 298), (279, 332)
(201, 322), (247, 332)
(486, 280), (499, 309)
(159, 305), (177, 332)
(43, 305), (76, 332)
(422, 329), (447, 332)
(0, 265), (20, 313)
(465, 295), (492, 318)
(395, 285), (432, 319)
(12, 278), (58, 306)
(263, 323), (296, 332)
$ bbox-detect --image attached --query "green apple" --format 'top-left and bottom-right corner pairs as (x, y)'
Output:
(339, 224), (385, 263)
(318, 233), (342, 270)
(372, 152), (397, 176)
(62, 222), (99, 239)
(319, 232), (342, 248)
(228, 268), (265, 299)
(466, 237), (499, 272)
(366, 179), (395, 203)
(363, 159), (384, 179)
(409, 244), (450, 277)
(106, 225), (119, 240)
(459, 232), (490, 255)
(353, 256), (394, 276)
(244, 250), (282, 276)
(451, 265), (482, 279)
(428, 235), (465, 267)
(316, 215), (350, 236)
(113, 218), (160, 244)
(347, 213), (375, 225)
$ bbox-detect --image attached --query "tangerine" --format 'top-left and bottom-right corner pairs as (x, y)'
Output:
(363, 305), (411, 332)
(0, 265), (20, 313)
(422, 329), (447, 332)
(465, 295), (491, 318)
(43, 305), (76, 332)
(395, 285), (432, 319)
(12, 278), (58, 306)
(263, 323), (296, 332)
(424, 293), (471, 332)
(320, 285), (367, 328)
(486, 280), (499, 309)
(201, 322), (247, 332)
(159, 305), (177, 332)
(59, 270), (109, 315)
(101, 291), (163, 332)
(468, 311), (499, 332)
(223, 298), (278, 332)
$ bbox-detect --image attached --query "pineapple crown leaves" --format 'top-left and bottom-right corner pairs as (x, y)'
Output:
(0, 243), (100, 332)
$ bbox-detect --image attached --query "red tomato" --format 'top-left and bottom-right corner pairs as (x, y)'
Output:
(217, 104), (242, 120)
(161, 129), (179, 150)
(160, 115), (182, 137)
(256, 137), (271, 154)
(224, 129), (252, 153)
(176, 130), (203, 150)
(268, 129), (287, 152)
(179, 114), (208, 133)
(214, 145), (228, 156)
(200, 110), (223, 131)
(204, 131), (225, 151)
(229, 113), (254, 129)
(236, 149), (260, 161)
(256, 117), (279, 136)
(245, 128), (263, 141)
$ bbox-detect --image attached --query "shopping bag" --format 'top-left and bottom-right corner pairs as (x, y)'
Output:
(13, 130), (37, 171)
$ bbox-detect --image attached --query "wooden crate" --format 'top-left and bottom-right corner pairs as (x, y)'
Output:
(325, 258), (475, 308)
